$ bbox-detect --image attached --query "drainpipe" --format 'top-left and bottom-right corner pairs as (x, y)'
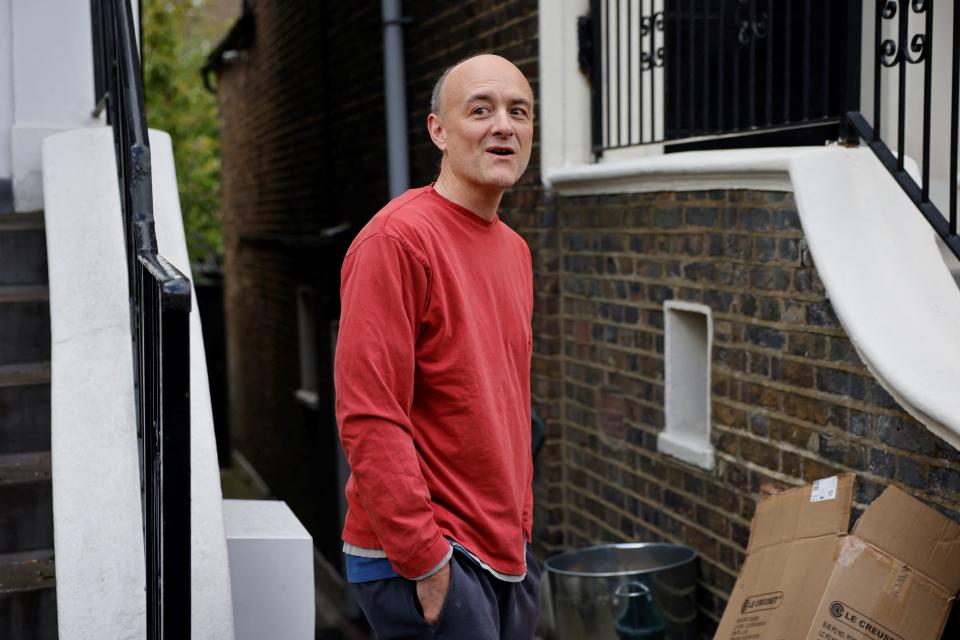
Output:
(382, 0), (410, 198)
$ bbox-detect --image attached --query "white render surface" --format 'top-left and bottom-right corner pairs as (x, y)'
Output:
(0, 0), (12, 179)
(790, 147), (960, 450)
(544, 146), (810, 195)
(223, 500), (315, 640)
(545, 144), (960, 449)
(43, 126), (235, 639)
(43, 127), (145, 639)
(9, 0), (98, 209)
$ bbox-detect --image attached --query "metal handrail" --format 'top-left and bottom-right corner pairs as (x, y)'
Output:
(845, 0), (960, 262)
(90, 1), (192, 638)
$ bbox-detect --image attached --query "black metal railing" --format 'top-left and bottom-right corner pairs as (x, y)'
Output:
(90, 1), (192, 638)
(846, 0), (960, 261)
(582, 0), (855, 155)
(582, 0), (959, 261)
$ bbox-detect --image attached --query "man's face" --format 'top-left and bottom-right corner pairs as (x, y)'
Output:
(428, 55), (534, 193)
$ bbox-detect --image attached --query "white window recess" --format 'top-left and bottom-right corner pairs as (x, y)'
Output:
(658, 300), (715, 470)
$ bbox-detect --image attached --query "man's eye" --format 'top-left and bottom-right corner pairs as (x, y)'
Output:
(473, 106), (490, 115)
(512, 108), (528, 118)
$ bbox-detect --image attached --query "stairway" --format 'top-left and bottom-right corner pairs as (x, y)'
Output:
(0, 212), (58, 639)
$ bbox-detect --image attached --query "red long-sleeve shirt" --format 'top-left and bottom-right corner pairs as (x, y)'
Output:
(334, 185), (534, 579)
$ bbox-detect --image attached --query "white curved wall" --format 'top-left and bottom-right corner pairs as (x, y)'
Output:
(791, 147), (960, 450)
(42, 126), (234, 639)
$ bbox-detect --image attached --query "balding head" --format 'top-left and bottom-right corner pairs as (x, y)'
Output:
(430, 54), (533, 117)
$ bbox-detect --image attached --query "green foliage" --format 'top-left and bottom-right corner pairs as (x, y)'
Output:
(143, 0), (224, 266)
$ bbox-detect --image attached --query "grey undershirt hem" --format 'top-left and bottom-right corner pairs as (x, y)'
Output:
(342, 540), (525, 582)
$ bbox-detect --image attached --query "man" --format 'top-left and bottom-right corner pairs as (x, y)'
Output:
(334, 53), (539, 639)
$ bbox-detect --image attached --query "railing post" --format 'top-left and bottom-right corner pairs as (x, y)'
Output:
(591, 0), (603, 159)
(89, 2), (193, 638)
(840, 0), (863, 144)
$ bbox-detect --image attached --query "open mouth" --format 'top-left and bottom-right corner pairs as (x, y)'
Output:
(486, 147), (516, 156)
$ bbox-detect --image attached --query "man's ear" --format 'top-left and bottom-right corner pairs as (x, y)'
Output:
(427, 113), (446, 152)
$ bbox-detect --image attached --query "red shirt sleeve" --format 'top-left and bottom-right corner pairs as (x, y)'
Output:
(334, 233), (450, 578)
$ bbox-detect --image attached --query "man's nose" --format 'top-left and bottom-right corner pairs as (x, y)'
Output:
(490, 108), (515, 136)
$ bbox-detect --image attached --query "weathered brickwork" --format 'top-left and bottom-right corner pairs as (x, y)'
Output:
(553, 189), (960, 633)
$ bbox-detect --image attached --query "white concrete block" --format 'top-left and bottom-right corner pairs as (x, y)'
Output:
(43, 126), (145, 640)
(224, 500), (315, 640)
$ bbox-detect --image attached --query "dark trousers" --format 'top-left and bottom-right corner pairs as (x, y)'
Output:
(350, 546), (541, 639)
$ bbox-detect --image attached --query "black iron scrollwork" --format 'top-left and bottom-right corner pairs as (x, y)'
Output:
(879, 0), (927, 67)
(640, 12), (665, 70)
(736, 0), (768, 46)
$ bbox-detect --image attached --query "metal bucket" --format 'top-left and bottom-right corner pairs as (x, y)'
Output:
(543, 543), (698, 640)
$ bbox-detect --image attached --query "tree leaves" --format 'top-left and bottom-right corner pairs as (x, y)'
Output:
(143, 0), (225, 268)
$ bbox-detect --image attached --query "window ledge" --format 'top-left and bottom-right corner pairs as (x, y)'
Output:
(657, 430), (715, 471)
(542, 146), (829, 196)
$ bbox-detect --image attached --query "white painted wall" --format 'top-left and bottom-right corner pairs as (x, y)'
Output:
(10, 0), (99, 211)
(43, 127), (235, 639)
(44, 127), (146, 640)
(539, 0), (592, 171)
(0, 0), (12, 180)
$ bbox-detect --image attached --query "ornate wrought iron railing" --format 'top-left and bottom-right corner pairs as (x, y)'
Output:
(582, 0), (959, 261)
(90, 1), (192, 638)
(845, 0), (960, 262)
(582, 0), (855, 156)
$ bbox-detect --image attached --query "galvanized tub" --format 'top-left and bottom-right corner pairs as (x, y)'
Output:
(543, 543), (698, 640)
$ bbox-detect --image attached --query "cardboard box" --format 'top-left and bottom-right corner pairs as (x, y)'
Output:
(715, 474), (960, 640)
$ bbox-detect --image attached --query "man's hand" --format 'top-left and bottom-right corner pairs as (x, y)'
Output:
(415, 560), (451, 625)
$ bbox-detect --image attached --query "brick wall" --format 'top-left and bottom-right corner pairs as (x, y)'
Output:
(553, 188), (960, 634)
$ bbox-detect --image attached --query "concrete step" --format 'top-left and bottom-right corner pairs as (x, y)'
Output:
(0, 549), (58, 640)
(0, 213), (47, 287)
(0, 287), (50, 366)
(0, 453), (54, 555)
(0, 348), (52, 458)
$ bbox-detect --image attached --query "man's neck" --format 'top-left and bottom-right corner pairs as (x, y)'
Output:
(433, 172), (503, 222)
